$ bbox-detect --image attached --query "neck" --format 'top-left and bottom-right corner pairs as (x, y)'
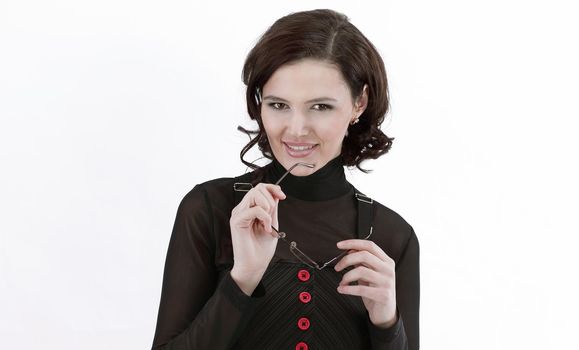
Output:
(265, 155), (352, 201)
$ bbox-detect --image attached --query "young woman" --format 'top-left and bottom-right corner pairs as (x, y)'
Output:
(152, 9), (419, 350)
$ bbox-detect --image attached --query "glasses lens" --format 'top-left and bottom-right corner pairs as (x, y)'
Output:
(290, 242), (320, 270)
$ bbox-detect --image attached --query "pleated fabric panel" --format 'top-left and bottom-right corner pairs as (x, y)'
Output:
(233, 262), (371, 349)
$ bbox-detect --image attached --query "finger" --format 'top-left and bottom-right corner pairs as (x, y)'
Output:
(235, 206), (272, 233)
(237, 185), (285, 214)
(336, 239), (393, 265)
(334, 250), (391, 274)
(270, 184), (287, 199)
(271, 198), (279, 230)
(336, 284), (386, 302)
(251, 188), (273, 213)
(250, 184), (284, 209)
(259, 183), (286, 200)
(339, 265), (390, 288)
(257, 184), (282, 211)
(257, 184), (285, 228)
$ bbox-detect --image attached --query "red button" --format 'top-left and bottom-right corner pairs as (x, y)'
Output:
(295, 342), (308, 350)
(297, 269), (310, 282)
(299, 291), (311, 303)
(297, 317), (310, 330)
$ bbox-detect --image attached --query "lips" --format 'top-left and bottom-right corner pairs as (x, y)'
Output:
(283, 142), (318, 158)
(284, 141), (317, 146)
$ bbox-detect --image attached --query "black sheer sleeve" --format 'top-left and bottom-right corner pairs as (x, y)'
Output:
(151, 184), (266, 350)
(368, 226), (420, 350)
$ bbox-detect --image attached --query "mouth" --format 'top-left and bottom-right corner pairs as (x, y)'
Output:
(283, 142), (318, 158)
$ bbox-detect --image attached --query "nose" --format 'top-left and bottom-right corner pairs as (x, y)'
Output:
(287, 111), (309, 137)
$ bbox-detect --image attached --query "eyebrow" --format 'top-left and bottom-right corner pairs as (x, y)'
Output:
(262, 95), (338, 103)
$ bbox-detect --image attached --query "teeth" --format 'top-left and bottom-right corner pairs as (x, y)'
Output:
(287, 144), (315, 151)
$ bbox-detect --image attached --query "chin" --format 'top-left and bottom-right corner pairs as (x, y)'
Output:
(275, 151), (319, 175)
(290, 165), (317, 176)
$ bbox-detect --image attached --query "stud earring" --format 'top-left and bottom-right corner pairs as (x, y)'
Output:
(350, 118), (359, 125)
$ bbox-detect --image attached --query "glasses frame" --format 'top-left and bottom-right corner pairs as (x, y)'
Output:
(270, 162), (374, 270)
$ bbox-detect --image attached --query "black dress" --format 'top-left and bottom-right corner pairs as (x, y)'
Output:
(151, 155), (420, 349)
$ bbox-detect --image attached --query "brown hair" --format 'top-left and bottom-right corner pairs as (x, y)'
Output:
(238, 8), (394, 176)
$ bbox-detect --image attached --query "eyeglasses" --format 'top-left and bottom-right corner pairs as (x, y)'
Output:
(270, 162), (374, 270)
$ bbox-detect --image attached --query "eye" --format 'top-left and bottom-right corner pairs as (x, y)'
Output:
(312, 104), (333, 111)
(268, 102), (288, 110)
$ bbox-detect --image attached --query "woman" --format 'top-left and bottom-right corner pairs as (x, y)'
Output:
(152, 9), (419, 350)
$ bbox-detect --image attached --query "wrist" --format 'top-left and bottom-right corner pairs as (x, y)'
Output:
(372, 309), (398, 329)
(230, 266), (265, 296)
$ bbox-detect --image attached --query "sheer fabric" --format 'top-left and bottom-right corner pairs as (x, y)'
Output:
(151, 155), (419, 349)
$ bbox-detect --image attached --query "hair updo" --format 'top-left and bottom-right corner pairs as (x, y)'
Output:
(238, 8), (394, 175)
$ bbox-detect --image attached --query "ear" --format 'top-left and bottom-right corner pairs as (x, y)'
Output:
(353, 84), (369, 119)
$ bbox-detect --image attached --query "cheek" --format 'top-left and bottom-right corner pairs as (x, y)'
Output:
(317, 122), (348, 144)
(260, 115), (281, 141)
(260, 112), (271, 131)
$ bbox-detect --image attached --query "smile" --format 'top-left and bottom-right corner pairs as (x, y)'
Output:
(283, 142), (318, 158)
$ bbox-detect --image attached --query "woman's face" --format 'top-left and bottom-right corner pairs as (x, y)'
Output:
(261, 58), (367, 176)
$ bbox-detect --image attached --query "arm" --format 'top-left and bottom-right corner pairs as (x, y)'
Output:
(151, 184), (266, 350)
(369, 226), (420, 350)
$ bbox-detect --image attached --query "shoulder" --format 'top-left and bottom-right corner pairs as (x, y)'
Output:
(194, 176), (236, 196)
(369, 196), (419, 263)
(178, 177), (235, 211)
(372, 198), (414, 236)
(178, 169), (257, 214)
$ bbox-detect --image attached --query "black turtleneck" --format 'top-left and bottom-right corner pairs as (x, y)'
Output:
(265, 154), (353, 201)
(152, 156), (420, 350)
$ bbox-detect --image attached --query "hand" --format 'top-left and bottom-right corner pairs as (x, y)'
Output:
(334, 239), (397, 328)
(229, 183), (286, 276)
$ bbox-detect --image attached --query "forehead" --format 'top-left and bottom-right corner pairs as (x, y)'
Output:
(263, 59), (351, 101)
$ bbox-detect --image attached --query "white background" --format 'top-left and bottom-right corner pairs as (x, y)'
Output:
(1, 1), (578, 349)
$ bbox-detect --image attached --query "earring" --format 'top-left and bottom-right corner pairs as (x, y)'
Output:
(350, 118), (359, 125)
